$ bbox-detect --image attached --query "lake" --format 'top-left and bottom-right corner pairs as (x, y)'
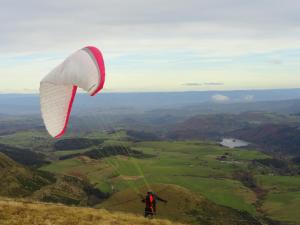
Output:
(220, 138), (249, 148)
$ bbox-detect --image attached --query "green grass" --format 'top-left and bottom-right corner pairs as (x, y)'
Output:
(40, 157), (120, 192)
(0, 131), (53, 151)
(98, 184), (260, 225)
(41, 158), (84, 173)
(53, 149), (92, 157)
(86, 131), (128, 141)
(262, 191), (300, 224)
(2, 123), (300, 225)
(256, 175), (300, 191)
(5, 130), (300, 223)
(145, 175), (256, 213)
(40, 140), (265, 214)
(255, 175), (300, 224)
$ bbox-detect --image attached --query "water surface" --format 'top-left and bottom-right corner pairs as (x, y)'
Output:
(220, 138), (249, 148)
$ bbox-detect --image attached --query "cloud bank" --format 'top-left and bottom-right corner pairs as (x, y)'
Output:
(1, 0), (300, 55)
(1, 0), (300, 92)
(212, 94), (230, 102)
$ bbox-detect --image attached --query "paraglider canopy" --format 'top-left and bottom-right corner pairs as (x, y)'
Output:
(39, 46), (105, 138)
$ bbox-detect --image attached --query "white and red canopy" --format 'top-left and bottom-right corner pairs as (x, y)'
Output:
(39, 46), (105, 138)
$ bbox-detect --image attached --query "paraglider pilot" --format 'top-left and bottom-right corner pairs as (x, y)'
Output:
(141, 191), (167, 218)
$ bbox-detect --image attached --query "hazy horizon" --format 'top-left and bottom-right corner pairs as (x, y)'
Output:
(1, 87), (300, 94)
(1, 88), (300, 116)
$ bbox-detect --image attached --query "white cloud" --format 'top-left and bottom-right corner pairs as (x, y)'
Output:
(0, 0), (300, 55)
(204, 82), (224, 86)
(182, 83), (202, 86)
(244, 95), (254, 101)
(212, 94), (230, 102)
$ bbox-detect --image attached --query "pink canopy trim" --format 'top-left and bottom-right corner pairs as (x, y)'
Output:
(86, 46), (106, 96)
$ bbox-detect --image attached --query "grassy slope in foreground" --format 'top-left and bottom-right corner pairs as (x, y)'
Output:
(0, 198), (181, 225)
(98, 184), (261, 225)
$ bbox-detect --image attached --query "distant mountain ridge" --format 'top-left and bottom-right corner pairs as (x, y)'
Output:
(231, 124), (300, 155)
(1, 88), (300, 115)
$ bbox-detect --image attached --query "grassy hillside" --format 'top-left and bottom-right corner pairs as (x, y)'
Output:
(256, 175), (300, 224)
(0, 131), (53, 151)
(99, 184), (261, 225)
(1, 128), (300, 224)
(31, 175), (108, 206)
(0, 153), (107, 206)
(41, 140), (266, 213)
(0, 153), (54, 197)
(40, 137), (300, 224)
(0, 143), (48, 166)
(0, 198), (180, 225)
(231, 124), (300, 155)
(165, 112), (300, 142)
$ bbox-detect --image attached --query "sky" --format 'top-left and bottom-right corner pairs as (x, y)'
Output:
(0, 0), (300, 93)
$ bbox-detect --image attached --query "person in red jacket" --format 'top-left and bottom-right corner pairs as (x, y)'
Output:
(142, 191), (167, 218)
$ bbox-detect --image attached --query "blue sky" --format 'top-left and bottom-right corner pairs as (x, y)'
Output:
(0, 0), (300, 92)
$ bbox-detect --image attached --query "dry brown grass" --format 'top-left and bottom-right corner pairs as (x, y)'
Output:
(0, 198), (184, 225)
